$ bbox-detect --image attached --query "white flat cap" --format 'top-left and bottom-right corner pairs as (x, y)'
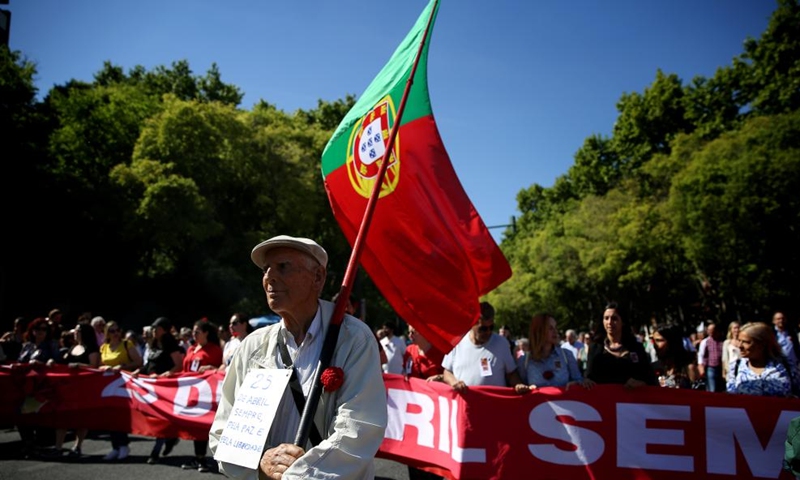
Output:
(251, 235), (328, 268)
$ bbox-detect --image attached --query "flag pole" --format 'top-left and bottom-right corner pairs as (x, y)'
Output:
(294, 0), (439, 448)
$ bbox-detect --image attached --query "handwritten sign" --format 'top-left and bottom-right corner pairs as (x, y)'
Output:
(213, 368), (292, 469)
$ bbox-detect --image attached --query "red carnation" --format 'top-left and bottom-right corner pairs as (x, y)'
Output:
(320, 366), (344, 392)
(542, 370), (554, 380)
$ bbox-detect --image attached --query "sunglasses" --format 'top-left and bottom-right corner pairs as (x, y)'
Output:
(107, 328), (119, 334)
(478, 324), (494, 333)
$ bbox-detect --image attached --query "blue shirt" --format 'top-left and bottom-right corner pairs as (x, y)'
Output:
(517, 346), (583, 387)
(776, 330), (799, 366)
(726, 358), (792, 397)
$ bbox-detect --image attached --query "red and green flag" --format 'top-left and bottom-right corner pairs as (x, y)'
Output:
(321, 0), (511, 354)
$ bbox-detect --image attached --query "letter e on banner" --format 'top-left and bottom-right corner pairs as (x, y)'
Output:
(528, 400), (604, 466)
(616, 403), (692, 472)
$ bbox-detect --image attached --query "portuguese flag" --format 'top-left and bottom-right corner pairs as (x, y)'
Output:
(321, 0), (511, 354)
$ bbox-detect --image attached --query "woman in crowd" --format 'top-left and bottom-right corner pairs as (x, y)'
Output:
(16, 317), (60, 457)
(650, 323), (698, 389)
(405, 324), (445, 382)
(134, 316), (184, 464)
(180, 320), (223, 473)
(48, 323), (101, 457)
(220, 312), (253, 372)
(402, 325), (445, 480)
(727, 322), (794, 397)
(18, 317), (60, 364)
(515, 314), (592, 393)
(722, 321), (742, 379)
(586, 302), (657, 388)
(99, 320), (144, 460)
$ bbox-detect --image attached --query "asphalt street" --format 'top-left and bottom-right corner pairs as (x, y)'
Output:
(0, 427), (410, 480)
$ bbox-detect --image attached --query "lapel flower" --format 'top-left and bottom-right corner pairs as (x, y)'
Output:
(320, 366), (344, 392)
(542, 370), (554, 380)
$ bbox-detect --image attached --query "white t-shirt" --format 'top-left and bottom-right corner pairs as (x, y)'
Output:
(380, 335), (406, 374)
(222, 336), (241, 366)
(442, 333), (517, 387)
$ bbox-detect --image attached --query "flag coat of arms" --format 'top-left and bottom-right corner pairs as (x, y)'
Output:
(321, 0), (511, 354)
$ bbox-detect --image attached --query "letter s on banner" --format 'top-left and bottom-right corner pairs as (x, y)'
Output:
(528, 400), (604, 466)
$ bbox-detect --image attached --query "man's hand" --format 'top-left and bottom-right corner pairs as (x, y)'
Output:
(260, 443), (305, 479)
(450, 380), (468, 392)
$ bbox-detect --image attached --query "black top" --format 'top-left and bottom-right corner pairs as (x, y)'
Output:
(143, 333), (181, 375)
(586, 340), (657, 386)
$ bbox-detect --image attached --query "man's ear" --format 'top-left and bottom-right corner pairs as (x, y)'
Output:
(314, 266), (327, 290)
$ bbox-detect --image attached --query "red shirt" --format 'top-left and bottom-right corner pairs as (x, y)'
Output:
(403, 344), (444, 379)
(183, 342), (223, 372)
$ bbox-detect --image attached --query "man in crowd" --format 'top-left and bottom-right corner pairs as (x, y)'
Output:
(380, 321), (406, 374)
(209, 235), (387, 479)
(442, 301), (524, 391)
(91, 316), (106, 346)
(697, 321), (725, 392)
(560, 329), (584, 362)
(773, 311), (800, 371)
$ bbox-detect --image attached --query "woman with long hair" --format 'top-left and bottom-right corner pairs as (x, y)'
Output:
(722, 321), (742, 379)
(515, 314), (593, 393)
(99, 320), (143, 460)
(586, 302), (656, 388)
(650, 323), (698, 389)
(180, 319), (223, 472)
(49, 323), (101, 457)
(727, 322), (795, 397)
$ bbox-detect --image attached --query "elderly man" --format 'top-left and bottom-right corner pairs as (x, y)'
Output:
(209, 235), (387, 479)
(442, 302), (525, 392)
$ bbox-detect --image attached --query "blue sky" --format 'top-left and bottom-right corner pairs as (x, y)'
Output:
(8, 0), (777, 243)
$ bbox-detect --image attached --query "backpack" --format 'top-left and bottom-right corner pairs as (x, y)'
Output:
(784, 415), (800, 477)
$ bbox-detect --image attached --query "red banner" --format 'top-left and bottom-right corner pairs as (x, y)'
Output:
(1, 365), (798, 479)
(0, 364), (221, 439)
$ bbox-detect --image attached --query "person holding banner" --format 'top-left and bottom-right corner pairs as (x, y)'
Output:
(514, 314), (593, 393)
(586, 302), (657, 388)
(209, 235), (387, 480)
(727, 321), (795, 397)
(441, 302), (525, 392)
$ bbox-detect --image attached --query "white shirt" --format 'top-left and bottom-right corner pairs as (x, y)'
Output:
(269, 305), (323, 446)
(561, 340), (583, 361)
(223, 336), (241, 366)
(380, 335), (406, 374)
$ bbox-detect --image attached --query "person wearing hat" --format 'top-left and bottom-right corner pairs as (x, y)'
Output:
(133, 316), (184, 464)
(209, 235), (387, 480)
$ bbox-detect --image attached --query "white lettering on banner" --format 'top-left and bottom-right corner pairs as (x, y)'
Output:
(438, 396), (449, 453)
(100, 373), (158, 404)
(617, 404), (692, 472)
(450, 397), (486, 462)
(386, 389), (436, 447)
(385, 389), (486, 463)
(528, 400), (604, 466)
(705, 407), (800, 478)
(173, 376), (214, 417)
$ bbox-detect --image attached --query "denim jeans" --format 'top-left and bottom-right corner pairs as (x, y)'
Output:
(706, 365), (724, 392)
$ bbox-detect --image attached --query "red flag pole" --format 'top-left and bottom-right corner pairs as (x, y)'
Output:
(294, 0), (439, 448)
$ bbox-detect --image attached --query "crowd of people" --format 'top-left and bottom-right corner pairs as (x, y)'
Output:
(1, 232), (799, 479)
(0, 308), (253, 472)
